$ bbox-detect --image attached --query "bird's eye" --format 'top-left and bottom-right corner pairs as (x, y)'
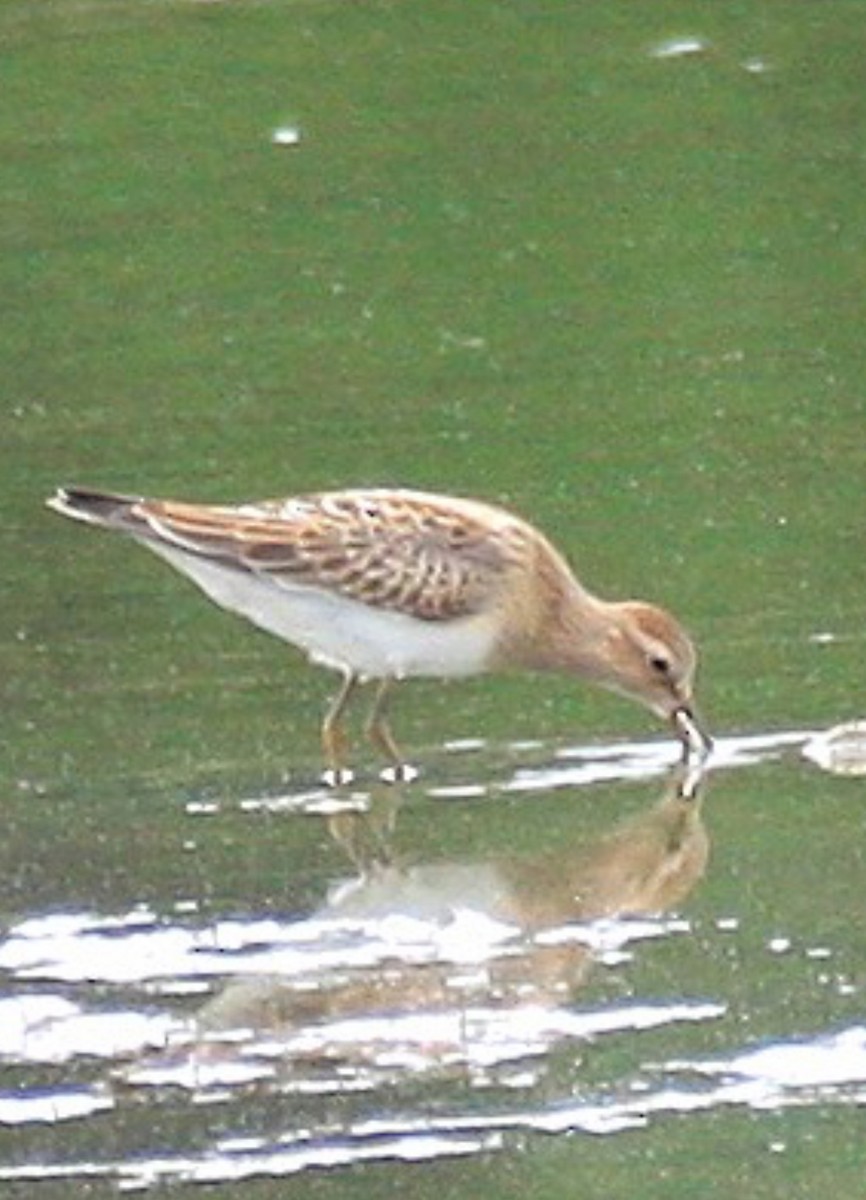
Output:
(649, 655), (671, 675)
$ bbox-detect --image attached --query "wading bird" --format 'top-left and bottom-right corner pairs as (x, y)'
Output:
(48, 485), (711, 782)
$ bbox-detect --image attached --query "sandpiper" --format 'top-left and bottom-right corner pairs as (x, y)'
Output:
(47, 485), (711, 781)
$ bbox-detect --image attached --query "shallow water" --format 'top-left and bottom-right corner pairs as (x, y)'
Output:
(1, 732), (865, 1193)
(3, 1), (866, 1196)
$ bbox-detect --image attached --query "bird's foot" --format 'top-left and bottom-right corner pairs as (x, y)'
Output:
(321, 766), (355, 788)
(379, 762), (419, 785)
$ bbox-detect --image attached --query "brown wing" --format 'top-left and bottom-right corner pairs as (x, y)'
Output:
(137, 490), (525, 621)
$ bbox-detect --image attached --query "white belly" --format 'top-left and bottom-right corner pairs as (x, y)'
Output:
(145, 542), (498, 680)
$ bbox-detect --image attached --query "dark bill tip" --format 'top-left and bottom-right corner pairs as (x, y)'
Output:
(672, 706), (713, 762)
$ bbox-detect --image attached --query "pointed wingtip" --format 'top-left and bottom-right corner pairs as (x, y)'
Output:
(46, 486), (74, 516)
(45, 485), (140, 528)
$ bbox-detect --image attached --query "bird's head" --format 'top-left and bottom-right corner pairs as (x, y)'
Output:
(603, 601), (711, 760)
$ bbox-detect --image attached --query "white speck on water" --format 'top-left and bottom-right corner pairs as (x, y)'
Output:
(649, 36), (709, 59)
(767, 937), (792, 955)
(427, 784), (489, 800)
(742, 57), (771, 74)
(809, 631), (836, 644)
(440, 331), (487, 351)
(272, 126), (301, 147)
(444, 738), (487, 754)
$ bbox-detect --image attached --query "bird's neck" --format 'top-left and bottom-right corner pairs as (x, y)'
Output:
(533, 583), (617, 676)
(500, 538), (617, 677)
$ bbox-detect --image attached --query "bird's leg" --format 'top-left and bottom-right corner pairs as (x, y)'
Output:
(321, 670), (359, 786)
(365, 679), (417, 782)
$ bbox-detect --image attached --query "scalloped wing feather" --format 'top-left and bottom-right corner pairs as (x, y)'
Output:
(136, 491), (525, 622)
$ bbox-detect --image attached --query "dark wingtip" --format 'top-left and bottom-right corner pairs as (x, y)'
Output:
(46, 485), (83, 517)
(46, 485), (142, 527)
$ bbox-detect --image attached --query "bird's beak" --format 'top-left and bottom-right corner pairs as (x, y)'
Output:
(671, 706), (712, 764)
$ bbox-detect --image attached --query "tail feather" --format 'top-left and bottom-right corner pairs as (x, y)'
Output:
(46, 486), (146, 531)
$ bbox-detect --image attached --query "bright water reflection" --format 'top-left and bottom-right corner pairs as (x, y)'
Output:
(0, 732), (862, 1188)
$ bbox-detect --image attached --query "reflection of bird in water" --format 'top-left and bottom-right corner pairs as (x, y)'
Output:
(197, 767), (709, 1039)
(326, 767), (707, 931)
(48, 486), (711, 782)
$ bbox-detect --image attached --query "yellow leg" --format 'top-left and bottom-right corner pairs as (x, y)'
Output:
(321, 670), (359, 785)
(365, 679), (416, 781)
